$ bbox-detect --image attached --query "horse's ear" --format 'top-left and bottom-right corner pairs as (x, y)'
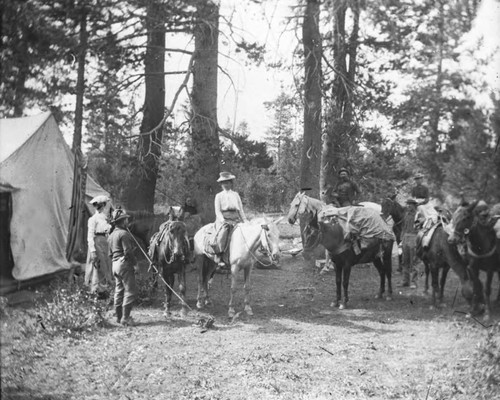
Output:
(467, 200), (479, 212)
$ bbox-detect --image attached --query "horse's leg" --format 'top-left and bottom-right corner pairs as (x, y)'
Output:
(469, 264), (484, 316)
(424, 262), (430, 296)
(331, 262), (342, 308)
(438, 265), (450, 307)
(195, 256), (205, 309)
(243, 265), (253, 316)
(228, 265), (238, 318)
(483, 270), (494, 322)
(373, 257), (385, 300)
(430, 263), (439, 310)
(179, 264), (188, 317)
(339, 264), (352, 310)
(496, 270), (500, 303)
(164, 269), (174, 317)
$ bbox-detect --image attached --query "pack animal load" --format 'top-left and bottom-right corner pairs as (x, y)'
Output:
(318, 205), (396, 253)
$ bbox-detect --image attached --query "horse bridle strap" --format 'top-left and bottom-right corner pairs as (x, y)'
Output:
(240, 225), (276, 267)
(466, 237), (497, 259)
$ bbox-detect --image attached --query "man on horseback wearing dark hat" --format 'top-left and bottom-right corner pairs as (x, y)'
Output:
(411, 173), (429, 204)
(333, 168), (361, 207)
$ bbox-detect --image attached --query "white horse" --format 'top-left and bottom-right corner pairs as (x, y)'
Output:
(193, 217), (281, 318)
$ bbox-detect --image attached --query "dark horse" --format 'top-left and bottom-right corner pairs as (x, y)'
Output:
(448, 201), (500, 321)
(287, 192), (394, 309)
(149, 221), (191, 316)
(381, 196), (404, 245)
(417, 224), (473, 309)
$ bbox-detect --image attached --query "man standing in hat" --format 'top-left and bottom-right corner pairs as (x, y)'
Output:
(400, 199), (420, 288)
(333, 168), (361, 207)
(213, 171), (248, 269)
(108, 209), (138, 326)
(86, 195), (113, 298)
(411, 174), (429, 204)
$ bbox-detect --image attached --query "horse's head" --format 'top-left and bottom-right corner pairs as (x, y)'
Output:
(381, 198), (393, 219)
(448, 200), (478, 244)
(288, 192), (307, 225)
(163, 221), (190, 262)
(258, 220), (281, 265)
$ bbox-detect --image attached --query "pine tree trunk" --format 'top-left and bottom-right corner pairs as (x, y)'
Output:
(320, 0), (359, 199)
(301, 0), (322, 199)
(125, 2), (165, 211)
(73, 9), (87, 152)
(190, 1), (220, 223)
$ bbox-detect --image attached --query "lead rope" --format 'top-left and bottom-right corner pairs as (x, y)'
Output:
(126, 227), (192, 311)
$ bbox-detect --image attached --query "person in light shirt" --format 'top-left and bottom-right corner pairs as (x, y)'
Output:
(213, 171), (248, 268)
(86, 195), (113, 297)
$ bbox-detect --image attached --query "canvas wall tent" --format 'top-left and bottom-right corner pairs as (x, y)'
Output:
(0, 112), (110, 281)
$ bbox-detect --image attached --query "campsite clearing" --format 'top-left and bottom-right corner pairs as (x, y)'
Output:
(1, 224), (499, 400)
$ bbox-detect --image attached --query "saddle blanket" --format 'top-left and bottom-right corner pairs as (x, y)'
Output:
(419, 222), (439, 248)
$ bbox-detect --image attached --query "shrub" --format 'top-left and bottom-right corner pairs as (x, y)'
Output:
(36, 278), (107, 337)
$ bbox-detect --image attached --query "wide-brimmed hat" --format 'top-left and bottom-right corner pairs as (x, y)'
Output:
(406, 198), (418, 205)
(90, 195), (110, 205)
(111, 209), (130, 223)
(414, 173), (424, 179)
(217, 171), (236, 182)
(338, 167), (350, 175)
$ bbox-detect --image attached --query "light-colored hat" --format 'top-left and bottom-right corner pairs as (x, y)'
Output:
(111, 209), (130, 223)
(90, 195), (110, 205)
(217, 171), (236, 182)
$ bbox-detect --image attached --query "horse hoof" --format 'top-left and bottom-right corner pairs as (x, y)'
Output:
(386, 296), (393, 301)
(205, 299), (213, 307)
(330, 302), (339, 308)
(339, 303), (345, 310)
(228, 308), (236, 318)
(196, 301), (204, 310)
(163, 311), (172, 318)
(374, 294), (382, 300)
(180, 309), (188, 318)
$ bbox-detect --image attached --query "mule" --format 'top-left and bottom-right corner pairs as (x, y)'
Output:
(287, 192), (394, 309)
(149, 221), (191, 317)
(417, 224), (473, 309)
(127, 209), (172, 250)
(193, 218), (281, 318)
(448, 201), (500, 321)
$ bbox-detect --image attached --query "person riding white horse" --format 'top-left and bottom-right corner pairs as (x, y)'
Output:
(212, 171), (248, 269)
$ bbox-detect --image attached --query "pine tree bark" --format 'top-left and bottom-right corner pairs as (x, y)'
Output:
(124, 2), (166, 211)
(320, 0), (360, 199)
(73, 7), (87, 151)
(190, 1), (220, 223)
(301, 0), (322, 199)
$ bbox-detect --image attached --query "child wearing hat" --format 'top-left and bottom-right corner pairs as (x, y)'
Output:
(108, 209), (138, 326)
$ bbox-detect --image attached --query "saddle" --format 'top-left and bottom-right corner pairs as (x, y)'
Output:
(203, 222), (235, 265)
(416, 220), (441, 255)
(148, 221), (173, 263)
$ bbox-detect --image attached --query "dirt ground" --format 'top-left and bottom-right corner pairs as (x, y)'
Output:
(1, 221), (499, 400)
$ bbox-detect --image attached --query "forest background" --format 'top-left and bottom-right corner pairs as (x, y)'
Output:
(2, 0), (500, 222)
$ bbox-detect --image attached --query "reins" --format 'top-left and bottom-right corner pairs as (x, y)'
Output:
(239, 224), (277, 267)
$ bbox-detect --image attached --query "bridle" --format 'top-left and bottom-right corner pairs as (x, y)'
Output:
(451, 213), (497, 260)
(162, 225), (190, 264)
(240, 223), (279, 267)
(290, 193), (307, 224)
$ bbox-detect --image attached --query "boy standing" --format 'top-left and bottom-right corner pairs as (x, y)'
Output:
(108, 209), (138, 326)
